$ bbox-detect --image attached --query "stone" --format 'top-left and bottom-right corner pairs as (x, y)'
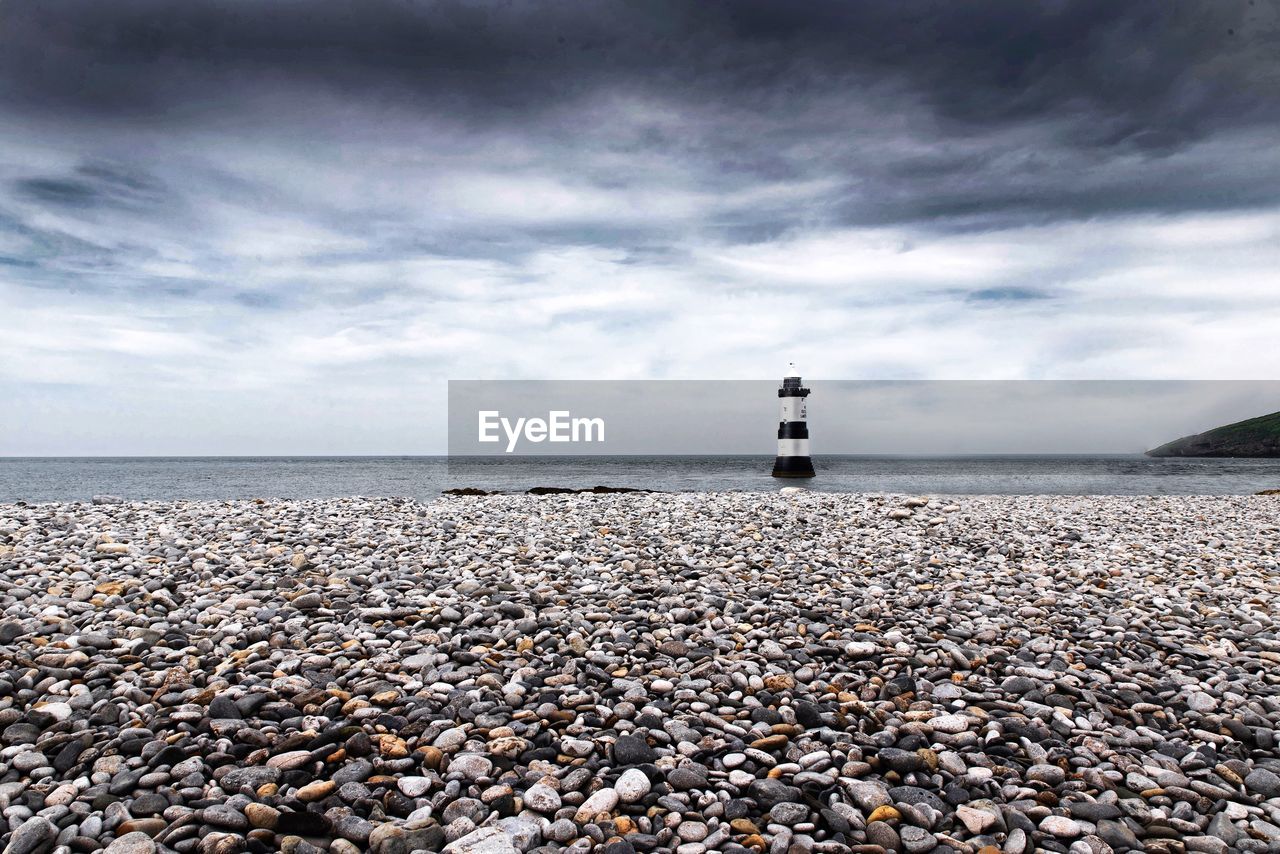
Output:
(613, 735), (657, 765)
(957, 805), (998, 834)
(399, 776), (432, 797)
(105, 832), (158, 854)
(929, 714), (969, 734)
(449, 754), (494, 780)
(749, 778), (802, 808)
(878, 747), (923, 774)
(221, 765), (280, 790)
(1207, 812), (1240, 845)
(267, 750), (313, 770)
(845, 641), (878, 658)
(900, 825), (937, 852)
(1001, 676), (1038, 694)
(867, 821), (901, 851)
(443, 826), (519, 854)
(1004, 828), (1029, 854)
(1246, 768), (1280, 798)
(615, 768), (651, 803)
(676, 822), (709, 842)
(1041, 816), (1084, 838)
(546, 819), (577, 843)
(845, 779), (892, 811)
(1186, 691), (1217, 713)
(575, 788), (620, 822)
(369, 820), (446, 854)
(495, 816), (542, 852)
(1027, 764), (1067, 786)
(292, 592), (324, 610)
(668, 766), (708, 790)
(244, 803), (281, 829)
(523, 782), (561, 813)
(867, 805), (901, 823)
(116, 819), (166, 837)
(769, 803), (808, 825)
(200, 805), (249, 832)
(5, 817), (58, 854)
(296, 779), (335, 801)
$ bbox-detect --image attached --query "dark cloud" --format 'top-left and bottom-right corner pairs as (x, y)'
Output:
(967, 287), (1052, 303)
(14, 161), (168, 210)
(5, 0), (1275, 237)
(3, 1), (1275, 135)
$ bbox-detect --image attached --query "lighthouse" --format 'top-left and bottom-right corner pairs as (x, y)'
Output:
(772, 363), (815, 478)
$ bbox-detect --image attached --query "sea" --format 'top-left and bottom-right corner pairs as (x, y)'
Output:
(1, 455), (1278, 503)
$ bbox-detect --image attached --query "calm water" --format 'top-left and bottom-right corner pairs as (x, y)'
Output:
(1, 455), (1278, 502)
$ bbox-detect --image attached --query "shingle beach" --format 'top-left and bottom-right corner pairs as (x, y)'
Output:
(2, 493), (1279, 854)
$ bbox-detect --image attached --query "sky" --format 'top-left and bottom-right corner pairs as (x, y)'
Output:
(1, 0), (1279, 454)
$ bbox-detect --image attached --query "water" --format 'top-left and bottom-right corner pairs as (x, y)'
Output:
(1, 455), (1278, 503)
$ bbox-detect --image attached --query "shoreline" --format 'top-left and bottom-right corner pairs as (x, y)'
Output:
(3, 486), (1280, 510)
(1, 493), (1278, 853)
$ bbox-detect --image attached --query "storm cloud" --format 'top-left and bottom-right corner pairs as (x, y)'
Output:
(1, 0), (1278, 453)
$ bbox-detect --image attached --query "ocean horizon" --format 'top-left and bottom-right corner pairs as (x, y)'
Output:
(3, 453), (1279, 502)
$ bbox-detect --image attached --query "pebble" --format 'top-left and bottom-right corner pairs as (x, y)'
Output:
(613, 734), (657, 765)
(575, 788), (620, 822)
(5, 817), (56, 854)
(929, 714), (969, 734)
(1027, 764), (1067, 786)
(105, 831), (158, 853)
(1246, 768), (1280, 798)
(523, 782), (562, 813)
(443, 826), (518, 854)
(1, 493), (1279, 854)
(398, 776), (432, 797)
(615, 768), (651, 803)
(900, 825), (937, 852)
(1041, 816), (1084, 838)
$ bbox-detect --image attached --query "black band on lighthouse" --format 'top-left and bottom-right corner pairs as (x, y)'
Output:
(777, 422), (809, 439)
(772, 455), (816, 477)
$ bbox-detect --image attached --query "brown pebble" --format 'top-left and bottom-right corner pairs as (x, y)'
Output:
(244, 803), (280, 829)
(296, 780), (335, 801)
(418, 746), (444, 769)
(751, 734), (789, 751)
(117, 818), (166, 837)
(868, 806), (901, 823)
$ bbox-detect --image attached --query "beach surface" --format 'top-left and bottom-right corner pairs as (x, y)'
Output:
(1, 493), (1278, 854)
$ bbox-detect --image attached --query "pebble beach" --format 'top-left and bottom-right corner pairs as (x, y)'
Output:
(1, 492), (1279, 854)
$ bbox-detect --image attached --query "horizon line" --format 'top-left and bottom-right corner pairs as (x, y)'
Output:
(1, 451), (1159, 460)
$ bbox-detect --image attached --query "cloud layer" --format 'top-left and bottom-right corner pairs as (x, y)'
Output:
(2, 0), (1279, 453)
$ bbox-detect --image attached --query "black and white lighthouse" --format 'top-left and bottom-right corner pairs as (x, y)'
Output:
(772, 363), (815, 478)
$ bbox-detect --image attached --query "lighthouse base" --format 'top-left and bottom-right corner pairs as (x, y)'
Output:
(772, 456), (816, 478)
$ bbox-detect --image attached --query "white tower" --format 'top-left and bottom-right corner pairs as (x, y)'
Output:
(772, 362), (815, 478)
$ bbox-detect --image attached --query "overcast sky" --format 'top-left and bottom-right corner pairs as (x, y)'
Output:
(2, 0), (1279, 454)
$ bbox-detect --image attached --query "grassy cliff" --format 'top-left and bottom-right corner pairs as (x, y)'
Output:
(1147, 410), (1280, 457)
